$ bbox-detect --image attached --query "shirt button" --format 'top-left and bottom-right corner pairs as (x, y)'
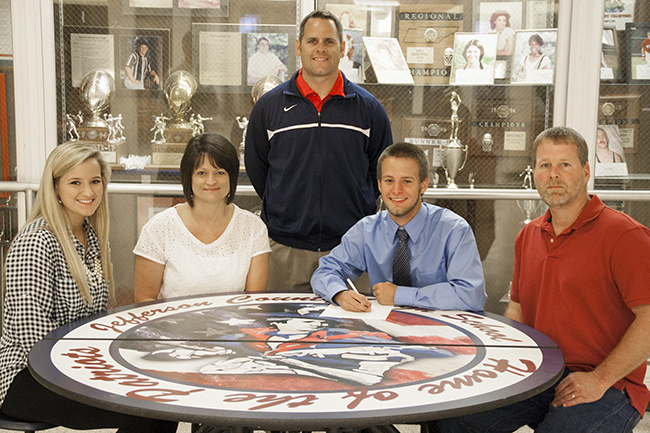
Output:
(550, 238), (554, 243)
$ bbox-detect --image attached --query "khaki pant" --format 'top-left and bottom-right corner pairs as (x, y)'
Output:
(267, 239), (370, 294)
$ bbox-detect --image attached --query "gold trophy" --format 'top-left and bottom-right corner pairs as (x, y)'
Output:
(516, 165), (540, 224)
(441, 92), (468, 188)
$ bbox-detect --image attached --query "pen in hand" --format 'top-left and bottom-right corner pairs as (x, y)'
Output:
(346, 278), (360, 294)
(346, 278), (371, 311)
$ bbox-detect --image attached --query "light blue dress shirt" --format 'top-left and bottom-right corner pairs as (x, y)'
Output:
(311, 203), (487, 311)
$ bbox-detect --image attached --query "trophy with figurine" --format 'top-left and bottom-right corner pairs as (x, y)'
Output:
(69, 69), (126, 163)
(441, 92), (468, 188)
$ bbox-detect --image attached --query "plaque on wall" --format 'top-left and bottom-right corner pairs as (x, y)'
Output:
(597, 94), (640, 153)
(398, 5), (464, 84)
(471, 91), (534, 155)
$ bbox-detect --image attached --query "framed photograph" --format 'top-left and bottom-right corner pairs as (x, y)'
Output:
(340, 29), (364, 83)
(325, 4), (368, 35)
(595, 125), (628, 177)
(193, 24), (296, 93)
(363, 37), (413, 84)
(246, 33), (289, 86)
(476, 2), (523, 56)
(625, 22), (650, 82)
(510, 29), (556, 84)
(604, 0), (635, 31)
(601, 24), (620, 81)
(119, 33), (166, 91)
(63, 27), (169, 95)
(473, 1), (553, 34)
(450, 33), (497, 85)
(397, 4), (464, 85)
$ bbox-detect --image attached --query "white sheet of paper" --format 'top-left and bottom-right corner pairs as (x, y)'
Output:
(320, 300), (393, 320)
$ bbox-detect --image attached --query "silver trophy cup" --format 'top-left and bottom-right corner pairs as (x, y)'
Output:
(80, 69), (114, 128)
(164, 71), (198, 129)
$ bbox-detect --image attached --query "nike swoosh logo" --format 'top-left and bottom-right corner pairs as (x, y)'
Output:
(284, 104), (297, 112)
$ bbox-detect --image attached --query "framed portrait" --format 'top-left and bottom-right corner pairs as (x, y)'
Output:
(625, 22), (650, 82)
(119, 32), (168, 91)
(601, 24), (620, 81)
(476, 2), (523, 56)
(510, 29), (556, 84)
(246, 33), (289, 86)
(473, 1), (553, 34)
(450, 33), (497, 85)
(594, 125), (628, 177)
(63, 27), (169, 94)
(192, 24), (296, 93)
(363, 37), (413, 84)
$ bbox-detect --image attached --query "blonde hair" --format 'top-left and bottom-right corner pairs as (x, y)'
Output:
(26, 142), (114, 304)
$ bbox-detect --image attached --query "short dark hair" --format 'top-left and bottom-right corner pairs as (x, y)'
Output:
(463, 39), (485, 61)
(489, 10), (511, 29)
(377, 142), (429, 184)
(532, 126), (589, 167)
(299, 10), (343, 45)
(180, 133), (239, 207)
(529, 34), (544, 49)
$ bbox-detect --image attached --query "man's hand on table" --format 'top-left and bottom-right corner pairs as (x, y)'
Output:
(372, 282), (397, 306)
(334, 290), (372, 312)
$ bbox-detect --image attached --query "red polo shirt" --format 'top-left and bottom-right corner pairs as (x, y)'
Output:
(511, 195), (650, 415)
(296, 69), (345, 112)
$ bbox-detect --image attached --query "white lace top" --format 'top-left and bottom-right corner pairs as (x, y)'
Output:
(134, 204), (270, 298)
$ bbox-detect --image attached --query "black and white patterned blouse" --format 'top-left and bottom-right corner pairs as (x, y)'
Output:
(0, 217), (107, 405)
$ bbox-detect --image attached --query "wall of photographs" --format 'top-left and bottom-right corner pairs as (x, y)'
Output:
(46, 0), (650, 313)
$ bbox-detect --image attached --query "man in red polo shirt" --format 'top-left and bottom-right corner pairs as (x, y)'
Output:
(436, 126), (650, 432)
(245, 10), (392, 292)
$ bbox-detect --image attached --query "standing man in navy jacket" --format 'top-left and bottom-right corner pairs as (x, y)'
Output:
(245, 10), (393, 292)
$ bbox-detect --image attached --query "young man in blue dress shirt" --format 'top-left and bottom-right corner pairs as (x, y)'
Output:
(311, 142), (487, 312)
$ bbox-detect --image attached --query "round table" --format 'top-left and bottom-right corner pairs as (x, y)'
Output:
(29, 292), (564, 430)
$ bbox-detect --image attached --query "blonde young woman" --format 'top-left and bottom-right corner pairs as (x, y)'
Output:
(0, 142), (176, 433)
(134, 133), (270, 302)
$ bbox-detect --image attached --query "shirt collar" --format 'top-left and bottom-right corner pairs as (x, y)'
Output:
(386, 203), (427, 242)
(296, 69), (345, 99)
(537, 195), (605, 235)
